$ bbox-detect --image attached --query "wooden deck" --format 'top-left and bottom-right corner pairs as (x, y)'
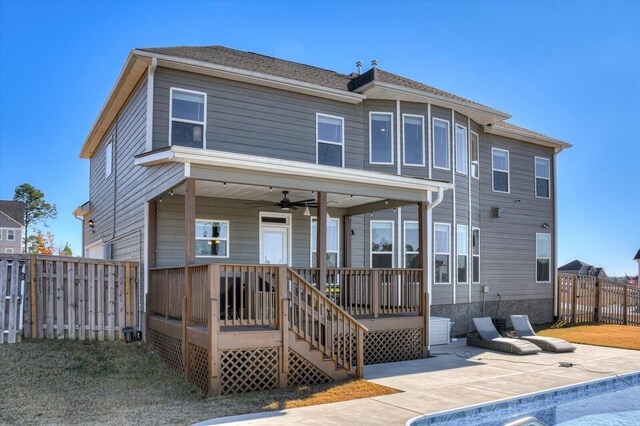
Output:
(147, 263), (429, 395)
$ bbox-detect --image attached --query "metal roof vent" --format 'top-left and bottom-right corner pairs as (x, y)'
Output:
(356, 60), (363, 75)
(371, 59), (378, 68)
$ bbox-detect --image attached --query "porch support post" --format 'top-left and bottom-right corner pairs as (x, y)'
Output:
(316, 191), (327, 294)
(343, 215), (352, 268)
(184, 179), (196, 265)
(418, 201), (430, 357)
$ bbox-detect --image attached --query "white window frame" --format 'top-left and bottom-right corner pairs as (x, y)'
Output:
(432, 118), (451, 170)
(169, 87), (207, 149)
(195, 219), (230, 258)
(534, 156), (551, 199)
(5, 248), (13, 254)
(456, 224), (468, 284)
(471, 131), (480, 179)
(310, 216), (340, 267)
(7, 229), (16, 241)
(472, 227), (481, 284)
(403, 221), (419, 267)
(402, 114), (425, 167)
(434, 222), (451, 284)
(455, 124), (468, 175)
(491, 147), (510, 193)
(369, 112), (394, 165)
(0, 229), (3, 240)
(370, 220), (394, 267)
(316, 113), (345, 168)
(536, 233), (552, 283)
(105, 138), (113, 178)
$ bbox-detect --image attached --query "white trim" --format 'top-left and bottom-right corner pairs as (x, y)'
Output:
(402, 114), (426, 167)
(370, 220), (395, 268)
(451, 111), (456, 302)
(403, 220), (419, 267)
(145, 57), (157, 152)
(6, 229), (16, 241)
(195, 219), (230, 259)
(310, 216), (340, 267)
(259, 212), (292, 266)
(456, 224), (468, 285)
(169, 87), (207, 149)
(534, 156), (551, 199)
(552, 152), (558, 316)
(136, 146), (454, 194)
(144, 202), (150, 312)
(427, 104), (432, 178)
(433, 222), (451, 285)
(536, 232), (552, 284)
(470, 131), (480, 179)
(472, 227), (481, 284)
(484, 123), (572, 151)
(432, 117), (451, 170)
(427, 191), (433, 304)
(467, 117), (472, 303)
(0, 211), (23, 227)
(369, 111), (394, 165)
(315, 113), (345, 168)
(455, 124), (468, 175)
(105, 138), (113, 178)
(491, 147), (510, 193)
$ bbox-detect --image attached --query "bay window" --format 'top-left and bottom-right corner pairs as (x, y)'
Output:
(433, 118), (450, 169)
(471, 132), (479, 179)
(403, 115), (424, 166)
(457, 224), (468, 283)
(455, 125), (468, 174)
(369, 112), (393, 164)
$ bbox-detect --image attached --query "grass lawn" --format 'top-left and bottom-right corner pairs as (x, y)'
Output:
(538, 323), (640, 351)
(0, 340), (397, 425)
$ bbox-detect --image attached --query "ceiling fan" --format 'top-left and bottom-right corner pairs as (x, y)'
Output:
(247, 191), (317, 211)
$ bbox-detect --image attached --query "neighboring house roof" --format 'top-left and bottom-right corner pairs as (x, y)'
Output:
(558, 260), (591, 271)
(634, 248), (640, 261)
(0, 200), (25, 227)
(594, 267), (606, 277)
(80, 45), (573, 158)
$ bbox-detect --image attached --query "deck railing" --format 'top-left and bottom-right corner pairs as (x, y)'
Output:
(557, 274), (640, 326)
(294, 267), (423, 317)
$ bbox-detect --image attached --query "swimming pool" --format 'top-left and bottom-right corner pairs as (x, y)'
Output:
(408, 372), (640, 426)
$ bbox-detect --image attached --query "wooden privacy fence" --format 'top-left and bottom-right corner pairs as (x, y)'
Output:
(0, 254), (139, 343)
(557, 274), (640, 326)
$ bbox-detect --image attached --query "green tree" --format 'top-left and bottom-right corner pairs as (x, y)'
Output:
(13, 183), (57, 253)
(59, 243), (73, 256)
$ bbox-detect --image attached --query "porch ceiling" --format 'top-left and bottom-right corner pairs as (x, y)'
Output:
(171, 181), (384, 209)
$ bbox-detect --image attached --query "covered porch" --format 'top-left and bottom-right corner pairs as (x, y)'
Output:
(136, 147), (453, 394)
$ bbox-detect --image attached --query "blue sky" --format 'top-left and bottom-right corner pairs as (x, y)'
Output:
(0, 0), (638, 274)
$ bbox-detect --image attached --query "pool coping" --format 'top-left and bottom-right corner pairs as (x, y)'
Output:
(406, 371), (640, 425)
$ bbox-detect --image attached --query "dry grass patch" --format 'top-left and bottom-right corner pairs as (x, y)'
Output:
(0, 340), (397, 425)
(538, 323), (640, 350)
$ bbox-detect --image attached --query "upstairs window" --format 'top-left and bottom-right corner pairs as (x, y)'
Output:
(434, 223), (450, 284)
(105, 139), (113, 178)
(455, 125), (468, 174)
(7, 229), (15, 241)
(316, 114), (344, 167)
(195, 219), (229, 258)
(404, 221), (419, 268)
(535, 157), (551, 199)
(492, 148), (510, 193)
(170, 88), (206, 149)
(457, 225), (468, 283)
(472, 228), (480, 283)
(471, 132), (479, 179)
(536, 233), (551, 283)
(370, 220), (394, 267)
(403, 115), (424, 166)
(433, 118), (450, 169)
(369, 113), (393, 164)
(311, 217), (340, 267)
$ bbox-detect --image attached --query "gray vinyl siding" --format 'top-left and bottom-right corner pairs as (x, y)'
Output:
(0, 228), (22, 253)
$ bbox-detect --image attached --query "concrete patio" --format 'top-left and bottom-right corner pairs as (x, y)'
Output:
(197, 339), (640, 425)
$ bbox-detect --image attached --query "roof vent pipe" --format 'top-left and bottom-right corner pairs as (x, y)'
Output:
(356, 60), (363, 75)
(371, 59), (378, 68)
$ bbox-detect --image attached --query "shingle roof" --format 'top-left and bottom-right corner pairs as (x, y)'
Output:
(139, 45), (354, 91)
(138, 45), (506, 115)
(492, 121), (566, 144)
(0, 200), (25, 226)
(558, 260), (591, 271)
(634, 249), (640, 261)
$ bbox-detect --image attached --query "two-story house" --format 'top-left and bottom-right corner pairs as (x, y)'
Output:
(559, 260), (607, 278)
(0, 200), (24, 254)
(76, 46), (571, 387)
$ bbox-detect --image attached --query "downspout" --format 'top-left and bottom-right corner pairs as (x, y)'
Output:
(553, 148), (559, 319)
(73, 213), (84, 256)
(396, 100), (402, 268)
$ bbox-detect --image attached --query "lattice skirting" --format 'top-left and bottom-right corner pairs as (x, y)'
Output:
(287, 349), (331, 387)
(148, 328), (185, 376)
(364, 328), (423, 365)
(187, 343), (210, 394)
(220, 347), (279, 395)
